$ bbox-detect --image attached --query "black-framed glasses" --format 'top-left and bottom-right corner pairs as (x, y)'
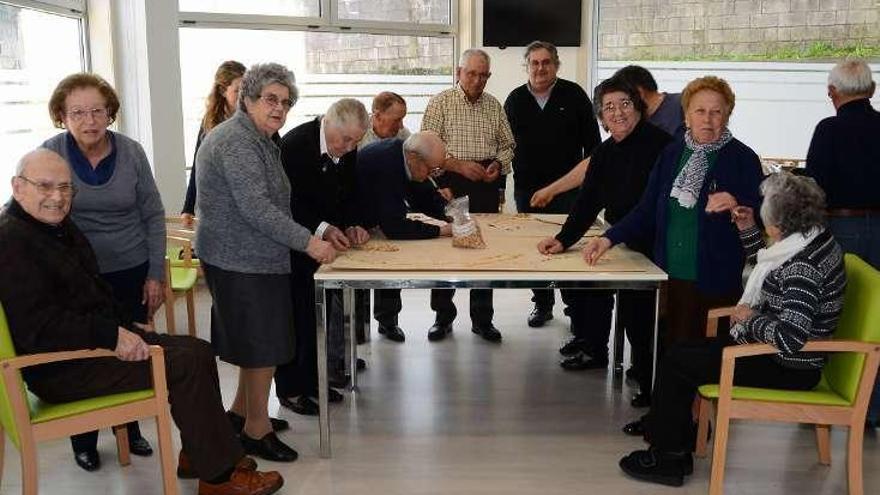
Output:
(65, 107), (109, 122)
(259, 94), (294, 110)
(17, 176), (77, 197)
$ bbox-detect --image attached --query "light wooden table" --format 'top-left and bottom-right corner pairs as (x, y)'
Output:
(313, 214), (667, 458)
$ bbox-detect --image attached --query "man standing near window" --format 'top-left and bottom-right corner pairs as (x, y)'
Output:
(504, 40), (600, 328)
(359, 91), (412, 147)
(421, 48), (515, 343)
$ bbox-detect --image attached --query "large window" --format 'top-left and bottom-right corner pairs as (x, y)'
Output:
(178, 1), (455, 178)
(594, 0), (879, 159)
(0, 1), (85, 201)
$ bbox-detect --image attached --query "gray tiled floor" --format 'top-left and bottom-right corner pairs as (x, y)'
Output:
(2, 286), (878, 494)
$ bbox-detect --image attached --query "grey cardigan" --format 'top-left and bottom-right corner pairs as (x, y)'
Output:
(195, 110), (312, 274)
(42, 132), (166, 281)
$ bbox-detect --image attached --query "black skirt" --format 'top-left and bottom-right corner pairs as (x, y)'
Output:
(202, 263), (295, 367)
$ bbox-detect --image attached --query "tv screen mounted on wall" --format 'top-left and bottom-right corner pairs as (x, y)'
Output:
(483, 0), (582, 48)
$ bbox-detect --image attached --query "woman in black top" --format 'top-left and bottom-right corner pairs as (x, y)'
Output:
(537, 76), (672, 403)
(180, 60), (246, 227)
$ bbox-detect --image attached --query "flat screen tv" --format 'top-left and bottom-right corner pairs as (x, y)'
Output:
(483, 0), (582, 48)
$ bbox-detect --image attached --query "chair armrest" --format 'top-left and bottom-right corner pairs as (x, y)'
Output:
(715, 341), (880, 403)
(1, 346), (164, 372)
(706, 306), (737, 338)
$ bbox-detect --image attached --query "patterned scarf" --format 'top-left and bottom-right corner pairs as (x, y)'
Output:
(670, 128), (733, 208)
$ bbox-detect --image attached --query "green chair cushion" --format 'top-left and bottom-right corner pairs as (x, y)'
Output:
(170, 267), (198, 291)
(170, 257), (200, 269)
(698, 375), (850, 407)
(28, 389), (155, 424)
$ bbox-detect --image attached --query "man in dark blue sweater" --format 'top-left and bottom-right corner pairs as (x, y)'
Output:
(357, 132), (451, 342)
(504, 41), (601, 327)
(805, 59), (880, 425)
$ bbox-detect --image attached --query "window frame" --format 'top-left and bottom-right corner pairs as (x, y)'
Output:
(178, 0), (456, 37)
(1, 0), (89, 70)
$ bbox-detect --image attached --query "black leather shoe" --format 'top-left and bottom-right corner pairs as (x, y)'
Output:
(558, 337), (588, 357)
(427, 322), (453, 342)
(622, 418), (646, 437)
(631, 391), (651, 408)
(240, 431), (298, 462)
(278, 395), (319, 416)
(356, 357), (366, 371)
(378, 324), (405, 342)
(472, 324), (502, 342)
(227, 410), (290, 433)
(74, 450), (101, 472)
(560, 352), (608, 371)
(128, 436), (153, 457)
(619, 449), (689, 487)
(527, 306), (553, 327)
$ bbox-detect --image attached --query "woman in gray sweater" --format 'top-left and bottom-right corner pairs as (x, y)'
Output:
(196, 63), (335, 463)
(43, 73), (165, 472)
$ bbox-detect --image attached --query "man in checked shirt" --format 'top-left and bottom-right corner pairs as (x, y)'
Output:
(420, 48), (515, 343)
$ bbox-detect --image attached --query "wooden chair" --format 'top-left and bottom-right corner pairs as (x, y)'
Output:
(0, 303), (178, 494)
(163, 235), (198, 337)
(695, 254), (880, 495)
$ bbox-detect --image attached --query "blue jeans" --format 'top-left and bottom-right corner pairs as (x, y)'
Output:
(829, 214), (880, 421)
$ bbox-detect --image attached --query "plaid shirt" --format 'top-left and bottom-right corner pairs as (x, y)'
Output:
(421, 85), (515, 175)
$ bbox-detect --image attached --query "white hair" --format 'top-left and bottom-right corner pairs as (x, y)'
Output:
(324, 98), (369, 130)
(828, 59), (874, 96)
(403, 131), (444, 161)
(458, 48), (491, 69)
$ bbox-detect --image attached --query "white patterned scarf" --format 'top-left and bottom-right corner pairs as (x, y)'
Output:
(670, 128), (733, 208)
(729, 227), (822, 339)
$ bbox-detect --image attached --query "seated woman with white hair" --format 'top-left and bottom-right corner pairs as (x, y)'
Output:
(618, 172), (846, 487)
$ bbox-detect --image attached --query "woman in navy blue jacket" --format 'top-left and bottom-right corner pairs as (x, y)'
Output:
(583, 76), (764, 346)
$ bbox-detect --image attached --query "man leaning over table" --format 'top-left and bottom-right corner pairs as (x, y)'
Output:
(421, 48), (515, 343)
(357, 131), (452, 342)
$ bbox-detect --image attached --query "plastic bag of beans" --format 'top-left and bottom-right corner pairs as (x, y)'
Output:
(446, 196), (486, 249)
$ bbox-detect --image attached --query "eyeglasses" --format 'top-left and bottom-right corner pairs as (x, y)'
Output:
(17, 176), (77, 197)
(528, 60), (556, 69)
(602, 99), (634, 114)
(259, 94), (294, 110)
(66, 107), (109, 122)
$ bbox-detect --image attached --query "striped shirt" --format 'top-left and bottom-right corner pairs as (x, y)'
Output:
(421, 85), (515, 175)
(736, 227), (846, 369)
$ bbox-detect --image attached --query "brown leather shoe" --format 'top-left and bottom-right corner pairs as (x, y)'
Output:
(198, 468), (283, 495)
(178, 451), (258, 479)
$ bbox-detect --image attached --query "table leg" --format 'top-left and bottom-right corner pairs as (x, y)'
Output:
(651, 286), (660, 391)
(316, 283), (331, 458)
(348, 288), (359, 391)
(612, 290), (625, 373)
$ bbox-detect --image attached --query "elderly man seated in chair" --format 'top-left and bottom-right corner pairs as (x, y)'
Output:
(584, 173), (845, 487)
(0, 149), (282, 495)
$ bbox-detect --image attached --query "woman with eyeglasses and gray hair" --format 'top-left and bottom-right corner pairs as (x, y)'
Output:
(195, 62), (336, 463)
(618, 172), (845, 487)
(42, 72), (164, 472)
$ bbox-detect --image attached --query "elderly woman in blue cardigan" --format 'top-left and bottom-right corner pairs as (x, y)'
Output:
(583, 76), (764, 347)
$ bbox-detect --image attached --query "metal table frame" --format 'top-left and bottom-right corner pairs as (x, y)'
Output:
(314, 267), (666, 458)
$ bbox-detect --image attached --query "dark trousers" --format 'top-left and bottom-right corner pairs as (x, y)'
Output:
(560, 289), (614, 358)
(374, 289), (402, 327)
(645, 337), (821, 452)
(72, 262), (148, 454)
(618, 290), (656, 392)
(514, 188), (579, 310)
(829, 215), (880, 419)
(31, 333), (243, 480)
(274, 261), (345, 398)
(663, 279), (739, 347)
